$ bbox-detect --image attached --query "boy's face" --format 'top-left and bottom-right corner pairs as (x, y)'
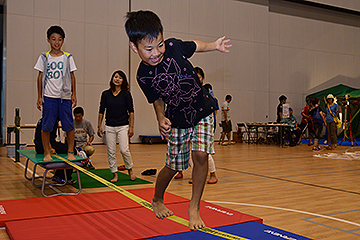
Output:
(129, 33), (165, 66)
(197, 73), (204, 84)
(47, 33), (64, 51)
(74, 113), (83, 124)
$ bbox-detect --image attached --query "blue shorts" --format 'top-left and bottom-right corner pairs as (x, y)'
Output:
(42, 96), (74, 132)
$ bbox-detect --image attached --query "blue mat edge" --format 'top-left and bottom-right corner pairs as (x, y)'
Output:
(145, 222), (313, 240)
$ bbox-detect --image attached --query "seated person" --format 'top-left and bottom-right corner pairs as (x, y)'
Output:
(34, 117), (77, 184)
(281, 108), (301, 146)
(72, 107), (95, 169)
(72, 107), (95, 154)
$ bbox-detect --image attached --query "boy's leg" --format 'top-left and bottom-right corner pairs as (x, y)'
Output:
(41, 131), (52, 161)
(66, 129), (76, 160)
(220, 121), (225, 144)
(58, 98), (75, 160)
(220, 132), (225, 143)
(226, 131), (231, 143)
(189, 150), (208, 230)
(188, 115), (214, 230)
(152, 126), (190, 219)
(329, 122), (337, 149)
(152, 166), (177, 218)
(41, 96), (58, 161)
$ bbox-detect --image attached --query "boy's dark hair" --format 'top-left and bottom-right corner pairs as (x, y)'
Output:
(279, 95), (287, 102)
(110, 70), (129, 92)
(73, 106), (84, 115)
(194, 67), (204, 79)
(47, 25), (65, 39)
(125, 10), (163, 46)
(310, 97), (319, 106)
(225, 95), (232, 100)
(203, 83), (212, 91)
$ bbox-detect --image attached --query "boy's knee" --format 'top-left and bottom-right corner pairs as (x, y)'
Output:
(84, 145), (95, 156)
(192, 151), (208, 164)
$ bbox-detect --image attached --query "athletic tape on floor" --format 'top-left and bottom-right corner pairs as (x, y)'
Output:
(54, 154), (249, 240)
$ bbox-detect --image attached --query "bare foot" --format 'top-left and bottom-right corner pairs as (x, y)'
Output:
(151, 200), (173, 219)
(128, 169), (137, 181)
(67, 153), (76, 161)
(43, 154), (53, 161)
(110, 172), (118, 183)
(189, 203), (205, 230)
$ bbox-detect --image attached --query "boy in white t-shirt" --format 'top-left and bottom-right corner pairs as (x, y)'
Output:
(220, 95), (234, 145)
(35, 25), (77, 161)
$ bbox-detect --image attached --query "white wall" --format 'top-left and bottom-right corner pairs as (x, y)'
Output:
(4, 0), (129, 144)
(4, 0), (360, 145)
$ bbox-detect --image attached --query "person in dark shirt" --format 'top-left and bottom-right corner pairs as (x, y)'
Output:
(34, 117), (76, 184)
(97, 70), (136, 183)
(309, 97), (327, 151)
(276, 95), (287, 123)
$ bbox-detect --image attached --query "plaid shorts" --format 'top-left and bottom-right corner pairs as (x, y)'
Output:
(166, 115), (215, 171)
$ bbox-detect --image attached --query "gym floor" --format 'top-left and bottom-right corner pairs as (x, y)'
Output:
(1, 142), (360, 239)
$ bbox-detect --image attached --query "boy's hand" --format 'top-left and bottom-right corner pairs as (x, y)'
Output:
(216, 36), (232, 53)
(37, 98), (43, 111)
(158, 117), (171, 140)
(72, 95), (77, 108)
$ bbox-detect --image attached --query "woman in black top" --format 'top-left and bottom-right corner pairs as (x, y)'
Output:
(97, 70), (136, 182)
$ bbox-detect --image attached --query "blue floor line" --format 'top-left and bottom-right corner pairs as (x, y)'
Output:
(302, 218), (360, 237)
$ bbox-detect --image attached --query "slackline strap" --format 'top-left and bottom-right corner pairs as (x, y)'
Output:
(54, 154), (250, 240)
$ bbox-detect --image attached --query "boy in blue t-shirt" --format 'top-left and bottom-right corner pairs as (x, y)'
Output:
(125, 10), (231, 230)
(35, 25), (77, 161)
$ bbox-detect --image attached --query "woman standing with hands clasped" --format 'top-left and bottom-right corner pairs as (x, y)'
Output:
(98, 70), (136, 182)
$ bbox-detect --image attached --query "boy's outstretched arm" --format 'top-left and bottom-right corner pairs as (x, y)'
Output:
(153, 98), (171, 140)
(194, 36), (231, 53)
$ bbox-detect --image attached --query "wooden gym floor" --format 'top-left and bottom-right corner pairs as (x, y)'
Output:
(1, 142), (360, 239)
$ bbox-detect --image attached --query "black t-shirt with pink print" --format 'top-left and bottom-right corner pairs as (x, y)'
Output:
(136, 38), (215, 128)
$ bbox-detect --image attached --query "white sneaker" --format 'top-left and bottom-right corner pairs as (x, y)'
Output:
(78, 150), (87, 159)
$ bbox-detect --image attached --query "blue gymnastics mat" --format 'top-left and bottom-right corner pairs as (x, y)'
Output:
(302, 138), (360, 147)
(145, 221), (313, 240)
